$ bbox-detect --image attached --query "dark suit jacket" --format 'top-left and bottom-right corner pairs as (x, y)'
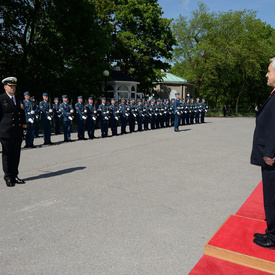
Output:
(0, 93), (26, 139)
(251, 91), (275, 167)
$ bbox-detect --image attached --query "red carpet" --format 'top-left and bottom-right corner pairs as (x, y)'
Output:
(189, 255), (273, 275)
(236, 181), (265, 221)
(189, 182), (275, 274)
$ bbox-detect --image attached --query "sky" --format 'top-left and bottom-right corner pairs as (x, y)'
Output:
(158, 0), (275, 28)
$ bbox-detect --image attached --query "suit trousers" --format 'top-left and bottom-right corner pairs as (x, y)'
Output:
(0, 137), (22, 181)
(262, 166), (275, 242)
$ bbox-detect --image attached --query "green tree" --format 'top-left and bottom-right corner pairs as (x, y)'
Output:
(172, 2), (275, 112)
(93, 0), (176, 93)
(1, 0), (109, 99)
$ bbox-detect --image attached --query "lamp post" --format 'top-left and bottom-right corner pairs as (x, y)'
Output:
(103, 70), (109, 99)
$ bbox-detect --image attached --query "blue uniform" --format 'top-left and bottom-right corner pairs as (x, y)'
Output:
(186, 101), (191, 125)
(137, 103), (143, 131)
(119, 102), (127, 134)
(60, 102), (73, 141)
(129, 103), (136, 132)
(98, 103), (109, 137)
(190, 102), (195, 124)
(109, 104), (119, 135)
(86, 103), (96, 139)
(201, 102), (207, 123)
(23, 99), (36, 147)
(53, 102), (61, 134)
(150, 102), (156, 129)
(75, 102), (86, 139)
(195, 101), (201, 123)
(173, 98), (181, 132)
(39, 100), (52, 143)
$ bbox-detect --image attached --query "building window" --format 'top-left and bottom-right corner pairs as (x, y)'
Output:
(118, 85), (128, 91)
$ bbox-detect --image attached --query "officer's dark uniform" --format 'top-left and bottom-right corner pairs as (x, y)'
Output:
(0, 77), (26, 186)
(39, 93), (53, 145)
(186, 98), (190, 125)
(190, 99), (195, 124)
(170, 99), (175, 126)
(31, 96), (39, 137)
(150, 99), (156, 130)
(53, 98), (61, 134)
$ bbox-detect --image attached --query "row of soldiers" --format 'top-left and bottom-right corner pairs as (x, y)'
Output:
(22, 92), (208, 147)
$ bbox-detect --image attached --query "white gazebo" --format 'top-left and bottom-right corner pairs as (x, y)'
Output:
(102, 66), (140, 100)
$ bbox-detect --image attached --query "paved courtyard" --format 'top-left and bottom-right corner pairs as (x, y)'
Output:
(0, 117), (261, 274)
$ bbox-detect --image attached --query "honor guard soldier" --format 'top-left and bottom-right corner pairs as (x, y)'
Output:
(31, 96), (39, 137)
(75, 96), (87, 140)
(86, 97), (96, 139)
(137, 99), (144, 131)
(181, 98), (187, 126)
(60, 95), (73, 142)
(164, 99), (170, 127)
(53, 97), (61, 134)
(195, 97), (201, 124)
(170, 98), (175, 126)
(23, 91), (36, 148)
(185, 98), (191, 125)
(109, 98), (119, 136)
(190, 98), (195, 124)
(201, 98), (207, 123)
(0, 77), (26, 186)
(129, 98), (136, 132)
(143, 101), (150, 130)
(98, 97), (109, 138)
(173, 93), (181, 132)
(150, 98), (156, 129)
(119, 97), (128, 134)
(39, 93), (53, 145)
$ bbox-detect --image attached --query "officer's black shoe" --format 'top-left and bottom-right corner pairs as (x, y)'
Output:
(15, 177), (25, 184)
(29, 145), (36, 148)
(48, 142), (54, 145)
(24, 144), (30, 148)
(6, 179), (16, 187)
(254, 233), (267, 239)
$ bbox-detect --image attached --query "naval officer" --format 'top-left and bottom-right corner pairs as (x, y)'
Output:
(0, 77), (26, 187)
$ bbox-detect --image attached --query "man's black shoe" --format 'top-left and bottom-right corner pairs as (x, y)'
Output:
(14, 177), (25, 184)
(254, 233), (267, 239)
(253, 237), (275, 249)
(6, 179), (16, 187)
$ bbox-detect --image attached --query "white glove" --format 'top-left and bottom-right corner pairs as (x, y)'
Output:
(115, 116), (119, 121)
(49, 109), (53, 113)
(47, 116), (52, 120)
(177, 112), (180, 115)
(28, 118), (34, 123)
(84, 109), (87, 113)
(70, 109), (74, 113)
(92, 117), (96, 121)
(133, 114), (136, 118)
(58, 115), (61, 118)
(68, 116), (73, 121)
(31, 110), (35, 115)
(82, 116), (86, 119)
(105, 117), (109, 120)
(125, 113), (129, 117)
(94, 111), (97, 114)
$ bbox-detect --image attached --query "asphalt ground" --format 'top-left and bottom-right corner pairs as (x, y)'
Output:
(0, 117), (261, 275)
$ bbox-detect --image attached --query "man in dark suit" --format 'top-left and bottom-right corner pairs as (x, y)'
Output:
(0, 77), (26, 187)
(251, 58), (275, 249)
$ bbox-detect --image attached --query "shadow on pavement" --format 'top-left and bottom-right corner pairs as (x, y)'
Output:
(23, 166), (86, 181)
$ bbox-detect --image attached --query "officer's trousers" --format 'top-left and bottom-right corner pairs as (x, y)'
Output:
(0, 137), (22, 181)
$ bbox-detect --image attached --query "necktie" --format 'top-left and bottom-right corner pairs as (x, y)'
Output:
(12, 96), (16, 105)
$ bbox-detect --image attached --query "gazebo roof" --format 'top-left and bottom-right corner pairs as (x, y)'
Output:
(160, 72), (188, 84)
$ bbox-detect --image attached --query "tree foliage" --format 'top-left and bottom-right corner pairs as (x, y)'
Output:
(172, 2), (275, 111)
(1, 0), (175, 99)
